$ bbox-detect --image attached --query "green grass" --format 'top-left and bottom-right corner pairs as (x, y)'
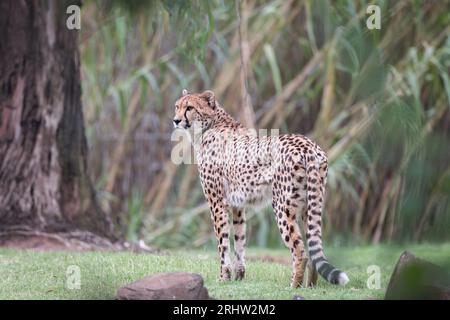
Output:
(1, 243), (449, 300)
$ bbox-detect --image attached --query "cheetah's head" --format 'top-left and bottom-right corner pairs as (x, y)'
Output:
(173, 89), (216, 130)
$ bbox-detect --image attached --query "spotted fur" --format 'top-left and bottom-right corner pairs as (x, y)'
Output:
(173, 90), (349, 287)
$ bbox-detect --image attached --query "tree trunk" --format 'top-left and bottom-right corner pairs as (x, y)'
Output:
(0, 0), (115, 239)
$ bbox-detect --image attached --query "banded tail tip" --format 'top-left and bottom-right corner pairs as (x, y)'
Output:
(337, 272), (349, 286)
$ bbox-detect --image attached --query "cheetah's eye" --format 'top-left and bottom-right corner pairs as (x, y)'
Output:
(186, 106), (194, 111)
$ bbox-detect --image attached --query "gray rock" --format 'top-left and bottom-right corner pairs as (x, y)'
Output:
(385, 251), (450, 300)
(116, 272), (211, 300)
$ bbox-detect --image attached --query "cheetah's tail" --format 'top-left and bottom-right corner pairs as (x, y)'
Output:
(305, 161), (349, 286)
(307, 240), (349, 285)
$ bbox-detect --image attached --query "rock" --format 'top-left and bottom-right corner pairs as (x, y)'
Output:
(385, 251), (450, 300)
(292, 295), (305, 300)
(116, 272), (211, 300)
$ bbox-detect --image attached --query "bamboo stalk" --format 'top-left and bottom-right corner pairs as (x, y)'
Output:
(366, 177), (390, 243)
(105, 86), (142, 193)
(236, 0), (256, 128)
(314, 43), (336, 146)
(353, 164), (375, 238)
(259, 50), (324, 128)
(175, 166), (196, 208)
(145, 160), (178, 221)
(372, 177), (401, 244)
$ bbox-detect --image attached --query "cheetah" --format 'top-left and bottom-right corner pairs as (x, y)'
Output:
(173, 89), (349, 287)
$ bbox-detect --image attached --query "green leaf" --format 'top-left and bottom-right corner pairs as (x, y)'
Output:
(263, 43), (283, 96)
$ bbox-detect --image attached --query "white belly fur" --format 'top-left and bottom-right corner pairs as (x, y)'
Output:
(223, 179), (273, 210)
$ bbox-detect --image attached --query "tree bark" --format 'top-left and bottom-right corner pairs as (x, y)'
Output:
(0, 0), (115, 239)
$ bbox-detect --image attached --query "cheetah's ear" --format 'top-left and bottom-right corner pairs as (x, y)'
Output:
(182, 89), (189, 96)
(200, 90), (215, 109)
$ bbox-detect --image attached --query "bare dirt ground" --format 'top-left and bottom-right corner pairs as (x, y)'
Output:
(247, 255), (291, 266)
(0, 228), (158, 253)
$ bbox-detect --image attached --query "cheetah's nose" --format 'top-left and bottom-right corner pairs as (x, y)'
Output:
(173, 119), (182, 127)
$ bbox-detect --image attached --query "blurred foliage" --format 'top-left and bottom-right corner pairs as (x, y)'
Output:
(92, 0), (217, 61)
(79, 0), (450, 248)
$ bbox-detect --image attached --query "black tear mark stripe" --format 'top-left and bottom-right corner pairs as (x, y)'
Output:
(183, 106), (200, 128)
(183, 108), (190, 127)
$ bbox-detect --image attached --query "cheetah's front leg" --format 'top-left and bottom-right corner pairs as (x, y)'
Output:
(232, 208), (246, 280)
(206, 199), (232, 281)
(200, 176), (232, 281)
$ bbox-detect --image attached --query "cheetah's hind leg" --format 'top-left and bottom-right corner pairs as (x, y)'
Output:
(272, 177), (307, 287)
(232, 208), (246, 280)
(305, 257), (318, 287)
